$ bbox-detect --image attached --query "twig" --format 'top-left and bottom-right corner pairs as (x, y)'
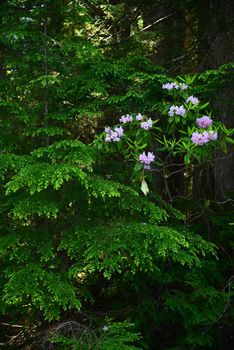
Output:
(0, 322), (23, 328)
(140, 13), (175, 33)
(98, 13), (175, 48)
(165, 167), (186, 178)
(201, 276), (233, 335)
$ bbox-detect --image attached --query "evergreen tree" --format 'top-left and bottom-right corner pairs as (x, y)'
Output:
(0, 1), (233, 349)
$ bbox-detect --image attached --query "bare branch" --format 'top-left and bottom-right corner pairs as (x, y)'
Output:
(98, 13), (175, 48)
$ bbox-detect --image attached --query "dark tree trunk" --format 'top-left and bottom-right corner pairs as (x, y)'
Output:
(142, 3), (185, 70)
(198, 0), (234, 199)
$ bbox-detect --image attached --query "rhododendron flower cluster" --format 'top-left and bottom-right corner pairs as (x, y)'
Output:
(104, 113), (154, 143)
(119, 114), (133, 123)
(141, 118), (153, 130)
(162, 82), (188, 90)
(191, 131), (209, 145)
(191, 115), (217, 145)
(104, 113), (156, 170)
(161, 82), (218, 148)
(139, 151), (155, 169)
(168, 105), (186, 117)
(162, 82), (179, 90)
(196, 116), (213, 128)
(191, 130), (218, 145)
(105, 126), (124, 142)
(186, 96), (199, 105)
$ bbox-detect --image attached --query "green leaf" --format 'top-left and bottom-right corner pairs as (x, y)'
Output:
(184, 154), (190, 165)
(134, 163), (143, 172)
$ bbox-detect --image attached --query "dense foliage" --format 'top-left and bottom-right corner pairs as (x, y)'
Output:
(0, 1), (233, 349)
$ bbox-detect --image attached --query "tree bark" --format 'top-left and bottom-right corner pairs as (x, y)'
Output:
(198, 0), (234, 199)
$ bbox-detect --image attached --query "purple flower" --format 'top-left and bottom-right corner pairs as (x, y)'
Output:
(139, 151), (155, 169)
(186, 95), (199, 105)
(191, 131), (210, 145)
(191, 129), (218, 145)
(201, 131), (210, 143)
(119, 114), (133, 123)
(105, 134), (112, 142)
(191, 131), (203, 145)
(114, 126), (124, 137)
(104, 126), (124, 142)
(162, 82), (179, 90)
(208, 130), (218, 141)
(136, 113), (143, 121)
(140, 118), (153, 130)
(110, 131), (120, 142)
(196, 116), (213, 129)
(168, 105), (186, 117)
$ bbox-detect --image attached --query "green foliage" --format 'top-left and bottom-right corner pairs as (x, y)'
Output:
(0, 229), (81, 320)
(0, 1), (233, 349)
(61, 222), (216, 279)
(50, 321), (142, 350)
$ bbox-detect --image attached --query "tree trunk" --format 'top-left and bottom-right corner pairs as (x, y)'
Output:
(142, 3), (185, 70)
(198, 0), (234, 199)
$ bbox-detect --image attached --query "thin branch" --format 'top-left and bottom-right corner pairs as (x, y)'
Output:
(216, 198), (234, 204)
(140, 13), (175, 33)
(97, 13), (175, 48)
(0, 322), (23, 328)
(201, 276), (234, 335)
(166, 167), (186, 178)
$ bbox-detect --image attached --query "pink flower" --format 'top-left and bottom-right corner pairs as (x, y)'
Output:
(196, 116), (213, 129)
(191, 130), (218, 145)
(191, 131), (210, 145)
(201, 131), (210, 143)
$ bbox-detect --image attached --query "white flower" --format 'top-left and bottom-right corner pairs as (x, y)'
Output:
(136, 113), (143, 121)
(186, 96), (199, 105)
(140, 118), (153, 130)
(168, 105), (186, 117)
(162, 82), (179, 90)
(179, 83), (188, 90)
(119, 114), (133, 123)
